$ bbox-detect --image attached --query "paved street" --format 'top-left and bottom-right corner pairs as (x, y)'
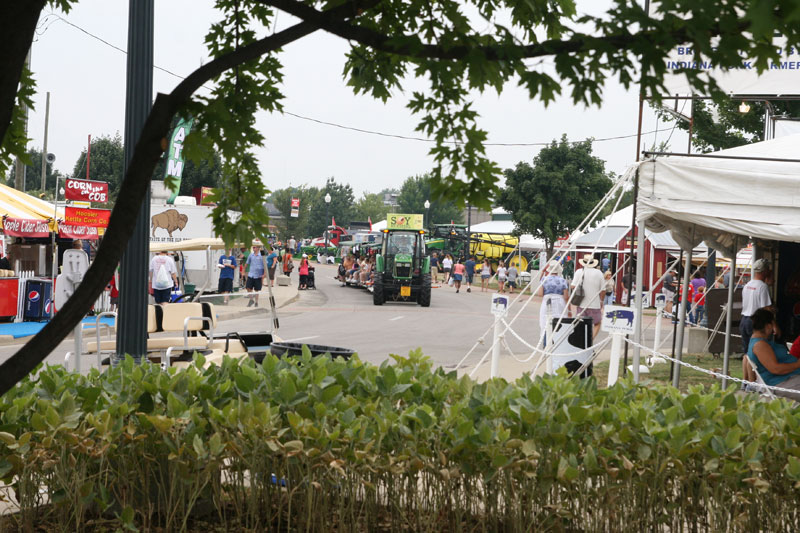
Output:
(0, 262), (700, 382)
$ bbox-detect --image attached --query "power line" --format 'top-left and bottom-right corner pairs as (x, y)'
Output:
(39, 13), (661, 148)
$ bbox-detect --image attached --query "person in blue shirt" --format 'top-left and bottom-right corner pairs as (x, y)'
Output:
(464, 256), (477, 293)
(217, 249), (237, 304)
(747, 307), (800, 401)
(601, 255), (610, 273)
(265, 247), (278, 287)
(245, 245), (266, 307)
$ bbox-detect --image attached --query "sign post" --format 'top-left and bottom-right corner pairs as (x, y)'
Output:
(290, 198), (300, 218)
(601, 305), (638, 386)
(490, 294), (509, 378)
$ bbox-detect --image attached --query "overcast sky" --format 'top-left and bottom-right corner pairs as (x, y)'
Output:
(24, 0), (687, 198)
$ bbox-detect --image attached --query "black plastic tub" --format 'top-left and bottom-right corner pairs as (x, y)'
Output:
(268, 342), (355, 360)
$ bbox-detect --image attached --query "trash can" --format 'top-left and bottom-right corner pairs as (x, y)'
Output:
(23, 279), (53, 321)
(184, 283), (196, 294)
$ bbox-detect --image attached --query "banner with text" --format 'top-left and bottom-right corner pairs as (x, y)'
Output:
(58, 223), (100, 240)
(290, 197), (300, 218)
(164, 116), (194, 205)
(64, 207), (111, 228)
(2, 217), (51, 238)
(64, 178), (109, 203)
(661, 36), (800, 96)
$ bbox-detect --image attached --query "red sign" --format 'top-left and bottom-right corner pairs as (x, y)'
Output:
(291, 198), (300, 208)
(58, 223), (100, 240)
(64, 207), (111, 228)
(2, 217), (50, 238)
(64, 178), (109, 203)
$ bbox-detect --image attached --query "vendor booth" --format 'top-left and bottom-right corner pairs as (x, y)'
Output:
(633, 132), (800, 386)
(0, 183), (103, 322)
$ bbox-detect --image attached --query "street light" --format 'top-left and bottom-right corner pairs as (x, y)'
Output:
(424, 200), (430, 231)
(324, 193), (332, 255)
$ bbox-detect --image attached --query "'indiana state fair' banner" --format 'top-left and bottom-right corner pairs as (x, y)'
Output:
(164, 116), (194, 205)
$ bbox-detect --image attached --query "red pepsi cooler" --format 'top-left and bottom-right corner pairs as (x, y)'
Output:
(23, 279), (53, 321)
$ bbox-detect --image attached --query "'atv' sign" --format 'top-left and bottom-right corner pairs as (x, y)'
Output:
(602, 305), (637, 335)
(386, 214), (423, 231)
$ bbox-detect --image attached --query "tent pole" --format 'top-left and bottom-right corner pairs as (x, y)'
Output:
(672, 247), (694, 388)
(721, 238), (738, 389)
(669, 249), (683, 382)
(623, 167), (640, 376)
(632, 219), (646, 383)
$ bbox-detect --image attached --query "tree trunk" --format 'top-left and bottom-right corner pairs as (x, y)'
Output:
(0, 1), (46, 147)
(0, 17), (325, 396)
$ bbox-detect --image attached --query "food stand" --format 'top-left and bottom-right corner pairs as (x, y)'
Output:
(0, 183), (105, 321)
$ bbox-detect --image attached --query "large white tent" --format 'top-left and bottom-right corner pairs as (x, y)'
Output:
(633, 133), (800, 389)
(636, 133), (800, 256)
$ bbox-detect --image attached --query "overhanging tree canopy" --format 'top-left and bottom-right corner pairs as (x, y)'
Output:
(1, 0), (799, 394)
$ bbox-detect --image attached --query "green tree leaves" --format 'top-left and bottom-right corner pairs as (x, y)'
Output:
(498, 135), (612, 255)
(397, 174), (463, 229)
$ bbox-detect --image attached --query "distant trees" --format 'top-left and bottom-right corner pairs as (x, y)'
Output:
(498, 135), (612, 256)
(4, 147), (61, 197)
(397, 174), (463, 229)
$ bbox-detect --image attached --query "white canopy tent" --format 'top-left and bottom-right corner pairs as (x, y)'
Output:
(633, 133), (800, 389)
(637, 133), (800, 258)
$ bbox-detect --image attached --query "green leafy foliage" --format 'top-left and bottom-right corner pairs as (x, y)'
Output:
(352, 192), (391, 225)
(499, 135), (613, 254)
(306, 177), (356, 238)
(397, 174), (463, 228)
(5, 0), (800, 249)
(4, 147), (62, 197)
(3, 354), (800, 530)
(70, 134), (125, 196)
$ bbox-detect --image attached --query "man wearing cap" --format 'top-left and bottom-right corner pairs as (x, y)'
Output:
(741, 258), (774, 382)
(571, 254), (606, 340)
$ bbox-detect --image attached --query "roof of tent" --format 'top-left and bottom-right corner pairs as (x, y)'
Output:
(469, 220), (514, 233)
(0, 183), (64, 228)
(372, 219), (387, 231)
(636, 133), (800, 257)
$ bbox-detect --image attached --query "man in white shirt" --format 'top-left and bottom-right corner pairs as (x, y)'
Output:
(741, 258), (773, 382)
(571, 254), (606, 340)
(149, 250), (178, 305)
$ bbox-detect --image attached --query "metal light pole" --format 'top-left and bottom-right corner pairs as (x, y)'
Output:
(324, 193), (331, 253)
(115, 0), (154, 364)
(424, 200), (430, 231)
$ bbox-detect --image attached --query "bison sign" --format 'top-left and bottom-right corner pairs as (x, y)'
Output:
(151, 209), (189, 238)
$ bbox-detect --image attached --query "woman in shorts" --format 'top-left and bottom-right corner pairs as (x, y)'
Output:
(452, 259), (466, 293)
(481, 259), (492, 292)
(442, 254), (453, 284)
(495, 260), (507, 293)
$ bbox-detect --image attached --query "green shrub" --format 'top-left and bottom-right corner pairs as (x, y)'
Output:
(2, 350), (800, 531)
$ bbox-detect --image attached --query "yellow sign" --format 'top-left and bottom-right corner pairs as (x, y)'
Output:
(386, 213), (423, 231)
(400, 286), (411, 297)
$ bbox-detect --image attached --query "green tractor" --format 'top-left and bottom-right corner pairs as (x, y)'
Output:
(373, 215), (431, 306)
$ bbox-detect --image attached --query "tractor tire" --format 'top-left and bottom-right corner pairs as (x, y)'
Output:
(373, 275), (385, 305)
(418, 274), (432, 307)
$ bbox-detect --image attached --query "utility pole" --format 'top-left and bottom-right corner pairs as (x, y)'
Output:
(14, 50), (32, 191)
(40, 92), (50, 192)
(115, 0), (154, 364)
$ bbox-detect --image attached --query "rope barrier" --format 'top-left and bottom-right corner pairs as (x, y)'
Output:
(623, 337), (799, 396)
(460, 170), (635, 376)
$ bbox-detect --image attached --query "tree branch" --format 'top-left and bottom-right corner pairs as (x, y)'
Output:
(261, 0), (741, 63)
(0, 18), (327, 396)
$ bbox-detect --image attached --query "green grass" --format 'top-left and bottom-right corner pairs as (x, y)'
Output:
(591, 352), (747, 392)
